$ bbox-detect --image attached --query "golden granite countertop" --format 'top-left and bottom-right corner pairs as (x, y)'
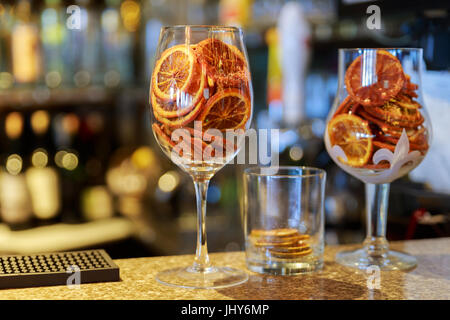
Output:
(0, 238), (449, 300)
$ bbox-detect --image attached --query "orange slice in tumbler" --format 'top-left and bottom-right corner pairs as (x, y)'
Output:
(345, 50), (405, 107)
(198, 89), (251, 131)
(328, 114), (373, 167)
(152, 45), (197, 102)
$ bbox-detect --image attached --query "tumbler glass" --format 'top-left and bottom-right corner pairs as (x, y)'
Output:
(243, 166), (326, 275)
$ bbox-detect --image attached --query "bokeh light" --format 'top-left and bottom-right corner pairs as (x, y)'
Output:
(158, 171), (180, 193)
(5, 112), (24, 139)
(31, 110), (50, 135)
(31, 148), (49, 168)
(6, 154), (23, 175)
(61, 152), (78, 171)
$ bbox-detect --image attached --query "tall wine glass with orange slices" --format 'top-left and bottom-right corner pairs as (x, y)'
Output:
(149, 26), (252, 288)
(324, 48), (432, 270)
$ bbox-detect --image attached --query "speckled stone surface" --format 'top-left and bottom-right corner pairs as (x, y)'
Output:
(0, 238), (449, 300)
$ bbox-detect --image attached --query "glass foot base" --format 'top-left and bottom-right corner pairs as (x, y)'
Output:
(156, 266), (248, 289)
(336, 248), (417, 271)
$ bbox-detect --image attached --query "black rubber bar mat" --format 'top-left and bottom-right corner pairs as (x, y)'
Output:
(0, 249), (120, 289)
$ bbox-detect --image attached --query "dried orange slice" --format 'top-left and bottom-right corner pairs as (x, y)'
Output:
(328, 114), (373, 167)
(198, 89), (251, 131)
(345, 50), (405, 107)
(152, 123), (175, 150)
(250, 228), (300, 238)
(152, 93), (205, 128)
(376, 134), (429, 152)
(184, 127), (236, 156)
(268, 247), (312, 259)
(362, 100), (424, 128)
(360, 162), (391, 170)
(195, 38), (248, 88)
(373, 140), (396, 152)
(170, 129), (210, 161)
(333, 96), (361, 117)
(357, 109), (404, 133)
(151, 62), (206, 118)
(401, 79), (419, 97)
(152, 44), (197, 101)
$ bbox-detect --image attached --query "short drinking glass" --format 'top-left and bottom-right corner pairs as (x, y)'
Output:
(243, 166), (326, 275)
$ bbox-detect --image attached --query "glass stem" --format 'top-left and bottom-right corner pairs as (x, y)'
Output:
(363, 183), (390, 257)
(192, 178), (212, 272)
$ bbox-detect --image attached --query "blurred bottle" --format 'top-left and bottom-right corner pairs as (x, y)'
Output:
(80, 110), (114, 221)
(100, 0), (135, 88)
(0, 1), (15, 90)
(278, 1), (311, 128)
(219, 0), (253, 28)
(25, 110), (61, 223)
(25, 150), (61, 224)
(265, 27), (283, 126)
(141, 0), (162, 85)
(40, 0), (67, 89)
(11, 0), (43, 86)
(53, 111), (84, 223)
(64, 0), (101, 87)
(0, 111), (33, 229)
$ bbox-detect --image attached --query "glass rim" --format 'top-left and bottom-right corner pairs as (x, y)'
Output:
(244, 166), (326, 178)
(161, 25), (243, 33)
(338, 47), (423, 52)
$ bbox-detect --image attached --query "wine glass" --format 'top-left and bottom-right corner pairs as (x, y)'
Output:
(324, 48), (432, 270)
(149, 25), (252, 288)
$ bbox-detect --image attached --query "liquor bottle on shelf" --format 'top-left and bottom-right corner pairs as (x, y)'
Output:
(40, 0), (67, 89)
(100, 0), (134, 88)
(64, 0), (101, 88)
(141, 0), (163, 85)
(52, 111), (84, 223)
(25, 109), (61, 224)
(0, 0), (15, 90)
(0, 111), (33, 230)
(79, 110), (114, 221)
(11, 0), (43, 86)
(219, 0), (252, 28)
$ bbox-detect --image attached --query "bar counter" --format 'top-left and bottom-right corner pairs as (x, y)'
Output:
(0, 238), (449, 300)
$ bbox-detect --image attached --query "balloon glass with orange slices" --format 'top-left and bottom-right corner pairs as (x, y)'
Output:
(324, 48), (432, 271)
(149, 26), (252, 289)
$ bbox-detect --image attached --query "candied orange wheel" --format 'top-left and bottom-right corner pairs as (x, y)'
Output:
(152, 44), (197, 101)
(152, 123), (175, 150)
(357, 109), (404, 133)
(198, 89), (251, 131)
(379, 125), (417, 139)
(195, 38), (248, 88)
(170, 129), (210, 160)
(328, 114), (373, 167)
(151, 65), (206, 118)
(376, 134), (429, 152)
(345, 50), (405, 107)
(152, 92), (205, 128)
(185, 127), (237, 158)
(373, 140), (396, 152)
(333, 96), (361, 117)
(362, 101), (424, 128)
(360, 162), (391, 170)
